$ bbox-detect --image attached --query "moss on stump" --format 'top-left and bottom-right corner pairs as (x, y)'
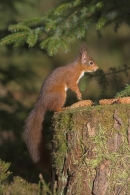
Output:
(52, 104), (130, 195)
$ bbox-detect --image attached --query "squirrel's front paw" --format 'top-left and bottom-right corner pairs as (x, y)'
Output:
(77, 93), (82, 101)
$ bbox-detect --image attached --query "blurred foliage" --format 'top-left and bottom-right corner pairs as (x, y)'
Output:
(0, 0), (54, 184)
(0, 159), (11, 183)
(1, 0), (130, 55)
(0, 159), (53, 195)
(0, 0), (130, 191)
(91, 64), (130, 98)
(115, 84), (130, 98)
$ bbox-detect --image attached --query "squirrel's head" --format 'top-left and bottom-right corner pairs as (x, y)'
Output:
(79, 44), (98, 72)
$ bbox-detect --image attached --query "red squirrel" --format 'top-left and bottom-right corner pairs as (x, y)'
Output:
(24, 45), (98, 169)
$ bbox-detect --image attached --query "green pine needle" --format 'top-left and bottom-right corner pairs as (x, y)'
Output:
(96, 17), (106, 30)
(115, 84), (130, 98)
(73, 0), (82, 7)
(20, 17), (44, 27)
(8, 25), (31, 33)
(27, 32), (38, 47)
(0, 0), (130, 55)
(54, 3), (72, 16)
(0, 32), (29, 46)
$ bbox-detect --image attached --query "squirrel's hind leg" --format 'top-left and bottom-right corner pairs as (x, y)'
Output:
(48, 91), (66, 112)
(54, 93), (66, 112)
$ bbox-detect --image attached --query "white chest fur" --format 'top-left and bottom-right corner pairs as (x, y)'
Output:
(77, 71), (84, 84)
(64, 71), (84, 91)
(65, 85), (68, 91)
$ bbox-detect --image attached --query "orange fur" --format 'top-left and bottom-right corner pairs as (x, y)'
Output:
(24, 45), (98, 170)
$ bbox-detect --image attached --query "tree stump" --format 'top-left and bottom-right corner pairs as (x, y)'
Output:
(52, 104), (130, 195)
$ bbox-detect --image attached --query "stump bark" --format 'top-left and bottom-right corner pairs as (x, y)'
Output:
(52, 104), (130, 195)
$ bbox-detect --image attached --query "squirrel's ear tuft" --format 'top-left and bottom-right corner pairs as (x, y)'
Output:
(81, 51), (87, 64)
(79, 43), (88, 63)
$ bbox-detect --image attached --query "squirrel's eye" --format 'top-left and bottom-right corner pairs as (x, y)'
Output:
(89, 61), (93, 65)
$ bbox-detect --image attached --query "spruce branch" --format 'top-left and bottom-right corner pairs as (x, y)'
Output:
(54, 2), (73, 16)
(96, 69), (108, 97)
(27, 32), (38, 47)
(0, 32), (29, 46)
(8, 25), (31, 33)
(91, 65), (130, 79)
(0, 0), (130, 55)
(96, 17), (106, 30)
(86, 64), (130, 98)
(115, 84), (130, 98)
(19, 17), (45, 27)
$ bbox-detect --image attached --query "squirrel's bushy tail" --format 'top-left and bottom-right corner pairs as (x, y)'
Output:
(24, 100), (48, 166)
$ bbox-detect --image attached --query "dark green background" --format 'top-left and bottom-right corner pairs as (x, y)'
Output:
(0, 0), (130, 183)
